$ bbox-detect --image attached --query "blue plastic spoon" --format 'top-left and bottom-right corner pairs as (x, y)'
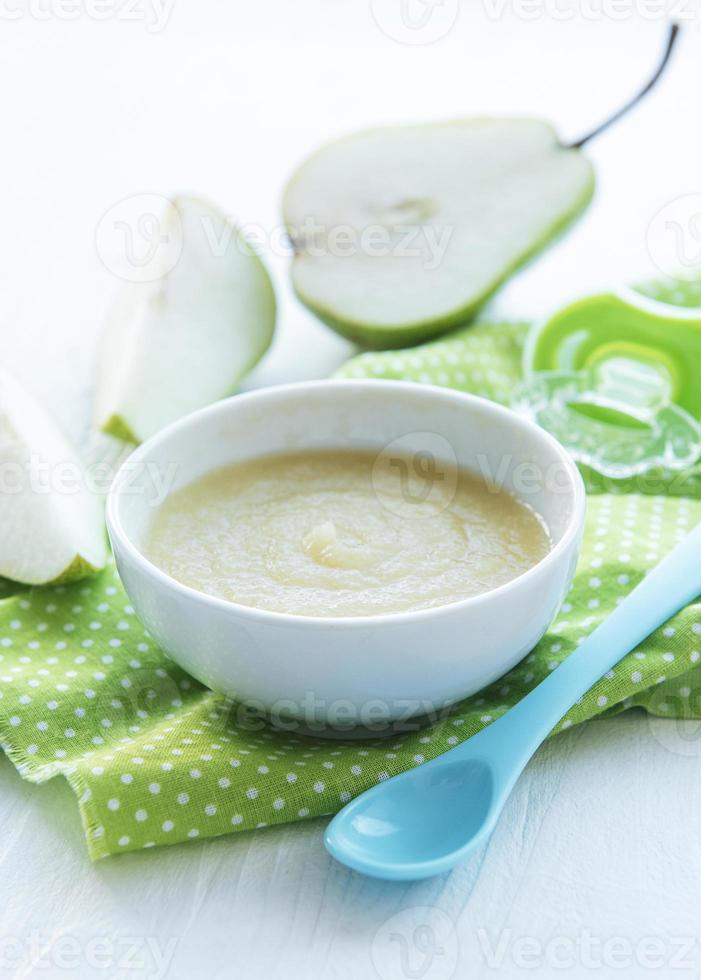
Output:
(325, 523), (701, 880)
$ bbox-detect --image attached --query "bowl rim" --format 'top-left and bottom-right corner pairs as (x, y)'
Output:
(106, 379), (586, 630)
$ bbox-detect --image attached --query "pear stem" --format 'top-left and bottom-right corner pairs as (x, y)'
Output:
(570, 22), (679, 149)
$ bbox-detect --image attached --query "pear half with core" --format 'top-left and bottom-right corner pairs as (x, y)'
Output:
(284, 26), (679, 348)
(0, 369), (106, 585)
(95, 195), (276, 444)
(284, 119), (594, 348)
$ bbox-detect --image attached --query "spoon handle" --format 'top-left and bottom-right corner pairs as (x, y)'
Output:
(474, 521), (701, 767)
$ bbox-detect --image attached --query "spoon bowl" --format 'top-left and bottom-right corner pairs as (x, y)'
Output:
(325, 755), (497, 879)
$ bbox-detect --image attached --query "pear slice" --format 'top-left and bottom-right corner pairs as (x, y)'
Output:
(284, 26), (679, 349)
(95, 194), (276, 444)
(284, 118), (593, 348)
(0, 369), (106, 585)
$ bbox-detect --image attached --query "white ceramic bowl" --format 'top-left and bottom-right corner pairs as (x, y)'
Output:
(107, 381), (585, 734)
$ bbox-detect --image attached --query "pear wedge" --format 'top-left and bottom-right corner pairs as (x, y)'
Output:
(95, 194), (276, 444)
(0, 369), (106, 585)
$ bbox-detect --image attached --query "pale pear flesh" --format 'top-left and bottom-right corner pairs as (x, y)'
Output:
(0, 370), (106, 585)
(95, 195), (276, 444)
(284, 119), (594, 347)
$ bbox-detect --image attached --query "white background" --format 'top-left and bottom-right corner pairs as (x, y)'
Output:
(1, 3), (701, 978)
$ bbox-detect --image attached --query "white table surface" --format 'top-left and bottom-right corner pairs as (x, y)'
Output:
(2, 5), (701, 978)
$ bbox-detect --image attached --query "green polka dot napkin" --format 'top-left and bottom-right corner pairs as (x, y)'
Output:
(1, 497), (700, 860)
(1, 278), (701, 860)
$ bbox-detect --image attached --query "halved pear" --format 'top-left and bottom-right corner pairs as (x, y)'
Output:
(284, 25), (680, 349)
(284, 119), (594, 348)
(95, 194), (276, 444)
(0, 369), (106, 585)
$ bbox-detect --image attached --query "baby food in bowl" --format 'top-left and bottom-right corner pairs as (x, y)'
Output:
(107, 380), (584, 734)
(145, 450), (550, 618)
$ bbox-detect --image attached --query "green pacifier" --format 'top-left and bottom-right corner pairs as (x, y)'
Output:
(516, 287), (701, 478)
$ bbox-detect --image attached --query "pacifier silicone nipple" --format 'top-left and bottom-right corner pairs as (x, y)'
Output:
(517, 289), (701, 478)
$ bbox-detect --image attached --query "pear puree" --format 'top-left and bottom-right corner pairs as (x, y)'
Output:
(146, 451), (550, 618)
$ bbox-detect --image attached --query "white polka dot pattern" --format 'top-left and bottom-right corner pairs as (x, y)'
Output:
(0, 495), (699, 858)
(2, 283), (701, 858)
